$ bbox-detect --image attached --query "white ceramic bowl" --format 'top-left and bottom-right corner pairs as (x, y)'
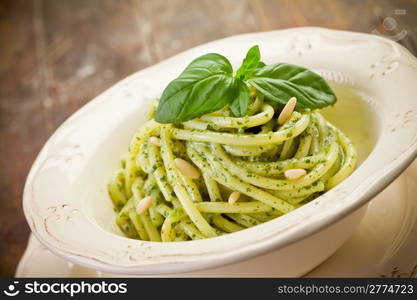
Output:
(23, 27), (417, 276)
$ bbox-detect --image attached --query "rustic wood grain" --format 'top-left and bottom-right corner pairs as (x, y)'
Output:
(0, 0), (44, 277)
(0, 0), (416, 277)
(135, 0), (259, 60)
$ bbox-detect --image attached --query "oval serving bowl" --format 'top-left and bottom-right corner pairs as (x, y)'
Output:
(23, 27), (417, 276)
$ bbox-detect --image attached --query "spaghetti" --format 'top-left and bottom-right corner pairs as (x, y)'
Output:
(108, 91), (357, 242)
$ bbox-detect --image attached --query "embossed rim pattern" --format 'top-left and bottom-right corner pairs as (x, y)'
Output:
(23, 27), (417, 275)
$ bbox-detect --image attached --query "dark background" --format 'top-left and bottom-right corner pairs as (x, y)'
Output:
(1, 0), (417, 277)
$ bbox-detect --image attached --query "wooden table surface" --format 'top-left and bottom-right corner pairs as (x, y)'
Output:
(1, 0), (417, 277)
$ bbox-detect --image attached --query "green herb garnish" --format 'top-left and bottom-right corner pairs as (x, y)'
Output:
(155, 45), (336, 124)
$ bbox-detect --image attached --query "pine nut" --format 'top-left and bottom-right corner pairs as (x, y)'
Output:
(136, 196), (154, 215)
(228, 191), (241, 204)
(284, 168), (307, 180)
(278, 97), (297, 125)
(149, 136), (161, 146)
(174, 158), (200, 179)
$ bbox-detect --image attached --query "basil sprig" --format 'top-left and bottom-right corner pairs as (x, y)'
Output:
(155, 45), (336, 124)
(235, 45), (262, 81)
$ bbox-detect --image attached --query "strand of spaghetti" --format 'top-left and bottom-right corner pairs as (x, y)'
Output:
(280, 136), (298, 160)
(141, 174), (165, 227)
(327, 123), (358, 188)
(188, 144), (295, 213)
(262, 143), (283, 160)
(248, 208), (282, 221)
(178, 220), (206, 240)
(226, 214), (261, 227)
(149, 206), (164, 227)
(129, 209), (150, 241)
(122, 219), (139, 238)
(201, 104), (274, 129)
(155, 203), (170, 217)
(183, 95), (264, 130)
(172, 113), (310, 146)
(312, 113), (328, 148)
(203, 173), (223, 202)
(212, 215), (244, 233)
(183, 104), (273, 130)
(142, 173), (157, 195)
(131, 177), (145, 201)
(273, 193), (305, 205)
(309, 122), (320, 154)
(320, 146), (343, 185)
(123, 154), (137, 198)
(294, 129), (313, 158)
(247, 93), (264, 115)
(108, 169), (128, 208)
(182, 120), (211, 130)
(248, 214), (275, 222)
(160, 125), (217, 238)
(140, 211), (161, 242)
(174, 230), (189, 241)
(160, 215), (179, 242)
(137, 140), (151, 174)
(180, 177), (203, 203)
(194, 201), (274, 213)
(116, 197), (135, 229)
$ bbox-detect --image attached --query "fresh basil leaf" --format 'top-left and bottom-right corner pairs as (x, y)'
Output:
(230, 80), (250, 117)
(257, 61), (266, 68)
(247, 63), (337, 110)
(235, 45), (261, 80)
(155, 53), (235, 123)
